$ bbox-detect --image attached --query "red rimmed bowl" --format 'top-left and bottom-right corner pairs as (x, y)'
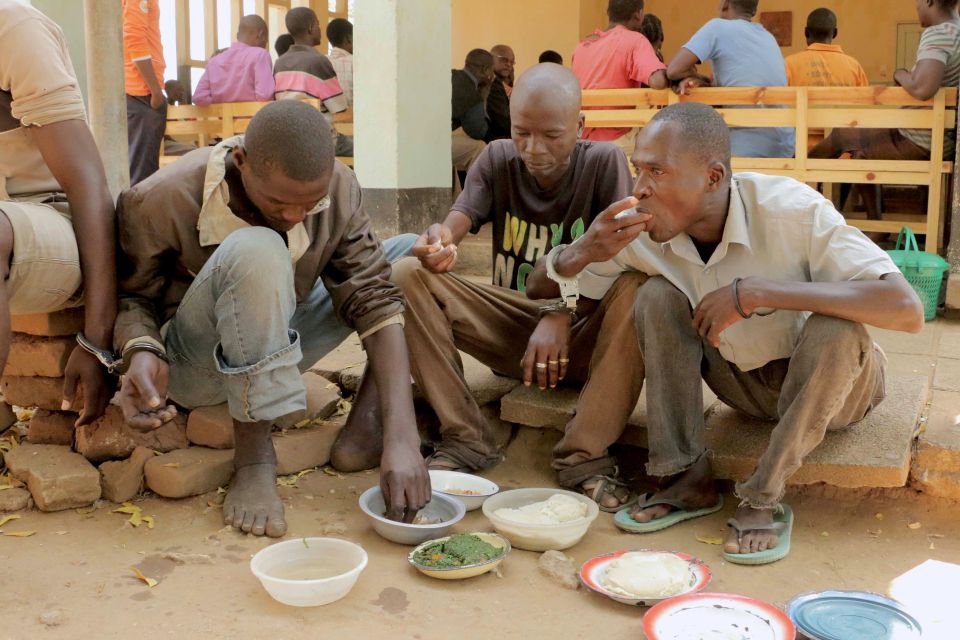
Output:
(579, 549), (711, 607)
(644, 592), (796, 640)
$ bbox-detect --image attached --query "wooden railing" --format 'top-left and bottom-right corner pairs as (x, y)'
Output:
(161, 100), (354, 168)
(582, 86), (959, 252)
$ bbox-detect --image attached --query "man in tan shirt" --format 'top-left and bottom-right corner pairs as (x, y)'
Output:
(0, 0), (117, 426)
(114, 101), (428, 537)
(527, 103), (923, 564)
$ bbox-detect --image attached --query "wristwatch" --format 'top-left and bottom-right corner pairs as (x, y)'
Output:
(545, 244), (580, 309)
(75, 333), (168, 376)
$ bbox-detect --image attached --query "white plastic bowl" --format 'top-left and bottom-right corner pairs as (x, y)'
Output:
(358, 486), (466, 545)
(250, 537), (368, 607)
(481, 488), (600, 551)
(429, 470), (499, 511)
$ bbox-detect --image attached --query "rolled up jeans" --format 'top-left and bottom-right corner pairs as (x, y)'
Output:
(164, 227), (416, 423)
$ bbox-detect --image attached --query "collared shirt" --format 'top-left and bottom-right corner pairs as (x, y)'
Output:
(580, 173), (899, 371)
(122, 0), (165, 97)
(0, 0), (86, 200)
(572, 24), (666, 141)
(329, 47), (353, 107)
(193, 42), (275, 106)
(273, 45), (347, 115)
(114, 139), (404, 353)
(785, 43), (869, 88)
(900, 20), (960, 155)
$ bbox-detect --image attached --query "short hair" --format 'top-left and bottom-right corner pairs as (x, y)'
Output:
(935, 0), (959, 9)
(275, 33), (294, 57)
(607, 0), (644, 23)
(285, 6), (317, 39)
(730, 0), (760, 16)
(805, 8), (836, 39)
(464, 48), (494, 69)
(640, 13), (664, 45)
(649, 103), (731, 171)
(326, 18), (352, 48)
(244, 101), (333, 181)
(539, 50), (563, 64)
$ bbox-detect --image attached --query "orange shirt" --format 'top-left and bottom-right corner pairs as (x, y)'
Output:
(123, 0), (165, 96)
(784, 43), (868, 87)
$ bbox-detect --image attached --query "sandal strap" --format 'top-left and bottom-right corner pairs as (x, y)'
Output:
(636, 493), (699, 511)
(726, 517), (788, 538)
(556, 456), (618, 489)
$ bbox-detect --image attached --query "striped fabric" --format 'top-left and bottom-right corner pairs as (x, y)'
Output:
(900, 20), (960, 156)
(274, 70), (343, 102)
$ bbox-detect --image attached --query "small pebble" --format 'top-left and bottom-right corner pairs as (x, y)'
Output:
(538, 550), (579, 590)
(39, 610), (64, 627)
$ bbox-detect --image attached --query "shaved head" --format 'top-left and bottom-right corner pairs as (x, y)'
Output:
(244, 101), (333, 181)
(237, 14), (267, 47)
(511, 63), (582, 122)
(491, 44), (513, 56)
(805, 8), (837, 42)
(648, 102), (730, 172)
(286, 6), (320, 44)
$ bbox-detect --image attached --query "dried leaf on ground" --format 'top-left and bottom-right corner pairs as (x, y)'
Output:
(334, 398), (352, 416)
(868, 529), (882, 537)
(297, 469), (316, 479)
(907, 522), (922, 530)
(142, 516), (155, 529)
(113, 502), (144, 527)
(322, 466), (344, 479)
(695, 534), (724, 545)
(276, 475), (299, 487)
(0, 514), (21, 528)
(161, 463), (180, 469)
(4, 530), (36, 537)
(874, 513), (884, 521)
(76, 506), (97, 515)
(130, 566), (157, 588)
(0, 484), (13, 491)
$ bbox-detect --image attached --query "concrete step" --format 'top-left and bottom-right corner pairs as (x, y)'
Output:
(500, 375), (928, 490)
(911, 388), (960, 499)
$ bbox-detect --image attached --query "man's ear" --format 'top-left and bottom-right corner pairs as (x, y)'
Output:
(233, 145), (248, 171)
(577, 113), (585, 138)
(706, 162), (728, 192)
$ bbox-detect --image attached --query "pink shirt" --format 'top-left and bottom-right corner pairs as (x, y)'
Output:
(571, 25), (666, 141)
(193, 41), (275, 106)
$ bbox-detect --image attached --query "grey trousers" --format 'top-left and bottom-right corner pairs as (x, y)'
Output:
(636, 277), (886, 508)
(127, 94), (167, 186)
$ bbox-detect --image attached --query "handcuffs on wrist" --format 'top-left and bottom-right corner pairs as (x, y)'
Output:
(75, 333), (168, 376)
(538, 299), (579, 324)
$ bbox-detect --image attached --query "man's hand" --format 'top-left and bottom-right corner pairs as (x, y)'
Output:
(693, 281), (754, 348)
(380, 439), (431, 523)
(150, 91), (165, 110)
(572, 197), (651, 266)
(676, 75), (711, 95)
(521, 313), (572, 389)
(412, 223), (458, 273)
(62, 348), (115, 427)
(893, 68), (910, 88)
(117, 351), (178, 431)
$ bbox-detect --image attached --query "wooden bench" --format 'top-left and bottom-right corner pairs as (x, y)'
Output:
(582, 87), (958, 253)
(161, 99), (355, 168)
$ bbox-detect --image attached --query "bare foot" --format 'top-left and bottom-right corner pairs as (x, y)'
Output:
(630, 455), (719, 522)
(223, 462), (287, 537)
(724, 504), (778, 554)
(330, 370), (382, 472)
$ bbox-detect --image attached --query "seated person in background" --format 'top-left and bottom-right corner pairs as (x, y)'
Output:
(331, 65), (646, 515)
(485, 44), (515, 142)
(165, 79), (189, 105)
(528, 102), (923, 563)
(451, 49), (495, 185)
(809, 0), (960, 219)
(274, 33), (294, 58)
(666, 0), (795, 158)
(0, 0), (116, 426)
(639, 13), (665, 62)
(113, 102), (427, 537)
(572, 0), (668, 158)
(539, 50), (564, 65)
(327, 18), (354, 107)
(785, 8), (868, 87)
(194, 15), (274, 106)
(274, 7), (352, 157)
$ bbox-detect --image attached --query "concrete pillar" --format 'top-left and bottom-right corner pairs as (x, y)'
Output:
(354, 0), (453, 237)
(947, 116), (960, 314)
(83, 0), (129, 198)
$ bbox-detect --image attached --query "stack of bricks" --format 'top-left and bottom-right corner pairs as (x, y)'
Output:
(1, 308), (347, 514)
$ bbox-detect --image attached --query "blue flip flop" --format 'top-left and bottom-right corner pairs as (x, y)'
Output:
(614, 493), (724, 533)
(722, 504), (793, 565)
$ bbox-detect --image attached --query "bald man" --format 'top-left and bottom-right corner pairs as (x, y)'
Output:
(193, 15), (274, 106)
(330, 65), (644, 508)
(486, 45), (515, 142)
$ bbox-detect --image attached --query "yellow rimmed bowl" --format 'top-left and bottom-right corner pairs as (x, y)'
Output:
(408, 532), (511, 580)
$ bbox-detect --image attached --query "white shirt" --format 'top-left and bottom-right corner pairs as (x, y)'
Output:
(580, 173), (899, 371)
(329, 47), (353, 107)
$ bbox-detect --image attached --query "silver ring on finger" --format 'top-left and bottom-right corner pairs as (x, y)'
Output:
(559, 358), (570, 364)
(536, 362), (547, 369)
(548, 360), (559, 365)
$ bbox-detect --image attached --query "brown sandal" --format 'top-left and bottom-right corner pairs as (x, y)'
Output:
(580, 474), (637, 513)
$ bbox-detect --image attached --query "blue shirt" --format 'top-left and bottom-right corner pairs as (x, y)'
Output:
(684, 18), (795, 158)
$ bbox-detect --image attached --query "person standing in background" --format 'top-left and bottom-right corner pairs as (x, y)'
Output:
(123, 0), (167, 185)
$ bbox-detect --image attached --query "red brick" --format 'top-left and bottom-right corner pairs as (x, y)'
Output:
(27, 410), (75, 446)
(75, 406), (189, 463)
(0, 400), (15, 430)
(4, 443), (101, 511)
(0, 487), (31, 512)
(99, 446), (155, 503)
(274, 417), (345, 475)
(4, 334), (75, 377)
(1, 376), (79, 412)
(144, 447), (235, 498)
(186, 404), (233, 449)
(10, 307), (85, 337)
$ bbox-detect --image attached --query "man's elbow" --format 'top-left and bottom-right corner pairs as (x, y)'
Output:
(896, 290), (926, 333)
(648, 71), (669, 90)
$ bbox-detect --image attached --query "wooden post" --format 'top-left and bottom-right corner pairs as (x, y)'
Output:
(947, 92), (960, 310)
(926, 90), (946, 253)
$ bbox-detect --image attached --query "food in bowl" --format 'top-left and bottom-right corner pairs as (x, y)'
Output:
(444, 488), (483, 496)
(493, 493), (588, 525)
(600, 551), (692, 599)
(411, 533), (504, 568)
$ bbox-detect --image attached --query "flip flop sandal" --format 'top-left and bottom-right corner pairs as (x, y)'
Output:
(424, 451), (470, 473)
(722, 504), (793, 565)
(614, 493), (724, 533)
(581, 475), (638, 513)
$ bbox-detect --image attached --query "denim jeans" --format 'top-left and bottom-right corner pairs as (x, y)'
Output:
(164, 227), (417, 423)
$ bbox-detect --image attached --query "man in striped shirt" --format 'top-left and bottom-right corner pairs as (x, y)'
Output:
(273, 7), (351, 156)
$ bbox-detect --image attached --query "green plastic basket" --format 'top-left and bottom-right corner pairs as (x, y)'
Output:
(886, 228), (949, 321)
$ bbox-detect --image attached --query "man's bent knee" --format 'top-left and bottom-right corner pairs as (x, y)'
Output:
(801, 314), (871, 353)
(634, 276), (690, 316)
(215, 227), (291, 275)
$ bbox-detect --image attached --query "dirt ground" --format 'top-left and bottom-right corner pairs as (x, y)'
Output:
(3, 427), (959, 640)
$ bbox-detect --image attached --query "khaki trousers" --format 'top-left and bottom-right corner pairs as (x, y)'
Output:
(392, 257), (646, 472)
(635, 277), (886, 508)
